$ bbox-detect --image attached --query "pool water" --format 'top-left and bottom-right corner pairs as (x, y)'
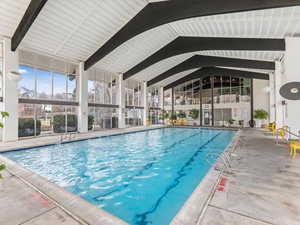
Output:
(2, 128), (235, 225)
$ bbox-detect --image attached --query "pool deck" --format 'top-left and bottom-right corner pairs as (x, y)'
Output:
(198, 128), (300, 225)
(0, 127), (300, 225)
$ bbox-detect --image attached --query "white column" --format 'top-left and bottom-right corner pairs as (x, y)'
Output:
(284, 37), (300, 133)
(2, 38), (20, 142)
(143, 82), (148, 126)
(118, 74), (125, 128)
(160, 87), (164, 109)
(269, 72), (276, 123)
(274, 61), (284, 129)
(78, 62), (88, 133)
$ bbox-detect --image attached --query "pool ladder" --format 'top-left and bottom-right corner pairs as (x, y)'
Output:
(205, 135), (244, 174)
(58, 132), (77, 143)
(205, 151), (233, 174)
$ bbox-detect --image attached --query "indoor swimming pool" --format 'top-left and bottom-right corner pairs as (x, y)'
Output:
(2, 128), (236, 225)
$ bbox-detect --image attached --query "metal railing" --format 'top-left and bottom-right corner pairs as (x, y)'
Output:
(58, 132), (77, 144)
(275, 127), (300, 144)
(286, 128), (300, 141)
(205, 134), (244, 174)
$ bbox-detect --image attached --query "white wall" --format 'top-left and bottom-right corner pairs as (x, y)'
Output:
(253, 79), (270, 114)
(283, 38), (300, 134)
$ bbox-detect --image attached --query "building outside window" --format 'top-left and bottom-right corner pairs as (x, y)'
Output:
(18, 65), (78, 101)
(18, 103), (78, 138)
(88, 107), (118, 130)
(124, 79), (143, 127)
(148, 86), (161, 125)
(164, 89), (172, 107)
(165, 75), (251, 127)
(88, 68), (119, 130)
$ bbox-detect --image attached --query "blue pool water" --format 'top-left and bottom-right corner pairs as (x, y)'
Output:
(2, 128), (235, 225)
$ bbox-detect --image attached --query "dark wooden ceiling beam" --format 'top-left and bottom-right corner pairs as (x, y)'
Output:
(147, 55), (274, 86)
(11, 0), (48, 51)
(124, 37), (284, 79)
(84, 0), (297, 70)
(164, 67), (269, 90)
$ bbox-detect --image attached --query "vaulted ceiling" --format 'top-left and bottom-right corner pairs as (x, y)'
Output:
(1, 0), (300, 87)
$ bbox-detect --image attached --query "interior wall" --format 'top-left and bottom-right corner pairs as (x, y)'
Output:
(283, 38), (300, 133)
(253, 79), (270, 115)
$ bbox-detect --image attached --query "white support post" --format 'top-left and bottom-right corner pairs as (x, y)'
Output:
(118, 74), (125, 128)
(284, 37), (300, 133)
(78, 62), (88, 133)
(143, 82), (148, 126)
(160, 86), (164, 109)
(2, 38), (20, 142)
(274, 61), (284, 129)
(269, 72), (276, 123)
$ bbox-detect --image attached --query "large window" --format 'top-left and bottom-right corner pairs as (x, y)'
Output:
(148, 87), (160, 108)
(164, 89), (172, 107)
(168, 75), (252, 127)
(88, 69), (118, 105)
(88, 107), (118, 130)
(18, 104), (78, 138)
(125, 108), (143, 127)
(125, 79), (142, 107)
(18, 65), (78, 101)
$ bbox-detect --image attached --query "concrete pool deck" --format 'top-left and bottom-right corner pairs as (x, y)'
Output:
(0, 127), (299, 225)
(198, 128), (300, 225)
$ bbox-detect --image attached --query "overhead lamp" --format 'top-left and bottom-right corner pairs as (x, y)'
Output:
(8, 71), (22, 82)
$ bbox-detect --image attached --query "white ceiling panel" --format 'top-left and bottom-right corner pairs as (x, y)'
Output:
(21, 0), (147, 61)
(95, 7), (299, 81)
(95, 24), (177, 73)
(0, 0), (31, 38)
(170, 6), (300, 38)
(133, 52), (197, 82)
(128, 50), (280, 83)
(199, 50), (283, 62)
(4, 2), (300, 86)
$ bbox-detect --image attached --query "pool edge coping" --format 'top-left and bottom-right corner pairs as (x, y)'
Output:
(170, 129), (241, 225)
(0, 126), (240, 225)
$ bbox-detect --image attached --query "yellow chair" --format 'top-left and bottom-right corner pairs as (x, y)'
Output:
(270, 123), (276, 134)
(273, 126), (288, 139)
(290, 141), (300, 159)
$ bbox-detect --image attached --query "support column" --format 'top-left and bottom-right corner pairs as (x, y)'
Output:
(274, 61), (284, 129)
(160, 86), (164, 109)
(143, 82), (148, 126)
(1, 38), (20, 142)
(118, 74), (125, 128)
(284, 37), (300, 133)
(269, 72), (276, 123)
(78, 62), (88, 133)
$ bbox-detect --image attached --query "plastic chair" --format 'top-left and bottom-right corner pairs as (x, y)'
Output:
(290, 141), (300, 159)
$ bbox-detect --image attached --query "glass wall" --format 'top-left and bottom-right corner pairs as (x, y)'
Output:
(125, 79), (142, 107)
(88, 69), (118, 105)
(164, 89), (172, 107)
(125, 108), (143, 127)
(87, 69), (119, 130)
(148, 87), (161, 125)
(18, 65), (78, 101)
(169, 75), (251, 127)
(18, 104), (78, 137)
(88, 107), (118, 130)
